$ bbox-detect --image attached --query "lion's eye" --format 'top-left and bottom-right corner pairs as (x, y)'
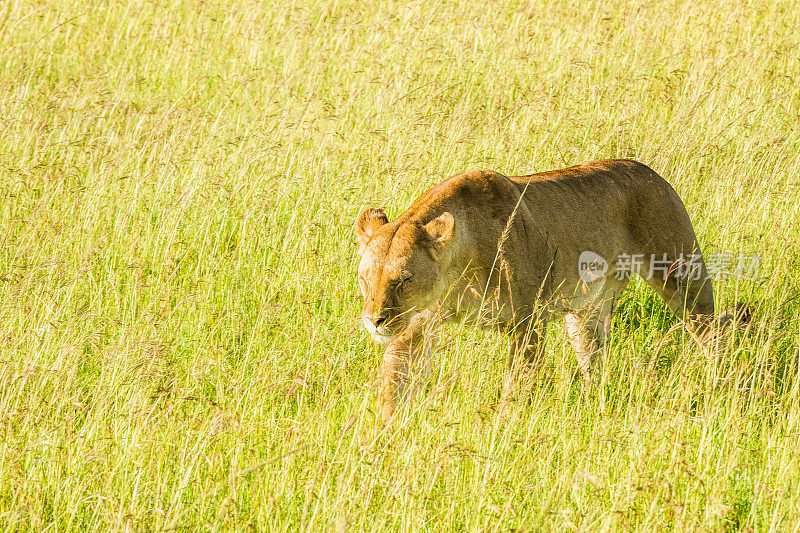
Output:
(394, 271), (412, 291)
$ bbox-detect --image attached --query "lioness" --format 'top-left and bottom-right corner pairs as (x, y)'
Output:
(355, 159), (722, 422)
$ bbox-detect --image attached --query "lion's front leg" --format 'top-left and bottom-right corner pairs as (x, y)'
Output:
(378, 311), (437, 423)
(501, 317), (547, 404)
(564, 308), (611, 389)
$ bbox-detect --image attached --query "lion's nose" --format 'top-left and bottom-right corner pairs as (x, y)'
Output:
(373, 312), (389, 328)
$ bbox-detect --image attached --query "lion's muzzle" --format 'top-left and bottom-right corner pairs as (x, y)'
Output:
(362, 314), (393, 344)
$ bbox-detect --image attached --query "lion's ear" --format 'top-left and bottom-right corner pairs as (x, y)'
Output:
(423, 212), (455, 247)
(354, 208), (389, 252)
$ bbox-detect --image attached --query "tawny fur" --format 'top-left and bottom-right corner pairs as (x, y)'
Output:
(355, 159), (717, 422)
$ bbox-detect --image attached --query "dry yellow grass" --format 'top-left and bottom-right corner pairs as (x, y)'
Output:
(1, 0), (799, 530)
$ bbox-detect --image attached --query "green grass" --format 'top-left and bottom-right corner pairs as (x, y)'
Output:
(1, 0), (799, 530)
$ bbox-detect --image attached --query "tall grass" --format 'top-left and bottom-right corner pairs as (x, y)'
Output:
(1, 0), (799, 530)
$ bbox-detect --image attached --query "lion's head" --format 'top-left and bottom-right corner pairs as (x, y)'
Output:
(354, 208), (455, 343)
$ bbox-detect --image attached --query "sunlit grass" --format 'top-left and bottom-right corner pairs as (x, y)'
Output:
(0, 0), (799, 530)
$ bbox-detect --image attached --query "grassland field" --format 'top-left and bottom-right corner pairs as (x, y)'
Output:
(1, 0), (800, 530)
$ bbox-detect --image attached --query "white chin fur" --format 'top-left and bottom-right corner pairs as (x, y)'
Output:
(362, 316), (392, 344)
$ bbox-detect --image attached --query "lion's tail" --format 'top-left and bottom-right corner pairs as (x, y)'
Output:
(689, 302), (753, 344)
(716, 302), (753, 329)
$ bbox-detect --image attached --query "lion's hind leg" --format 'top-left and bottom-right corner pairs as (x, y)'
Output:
(642, 252), (715, 335)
